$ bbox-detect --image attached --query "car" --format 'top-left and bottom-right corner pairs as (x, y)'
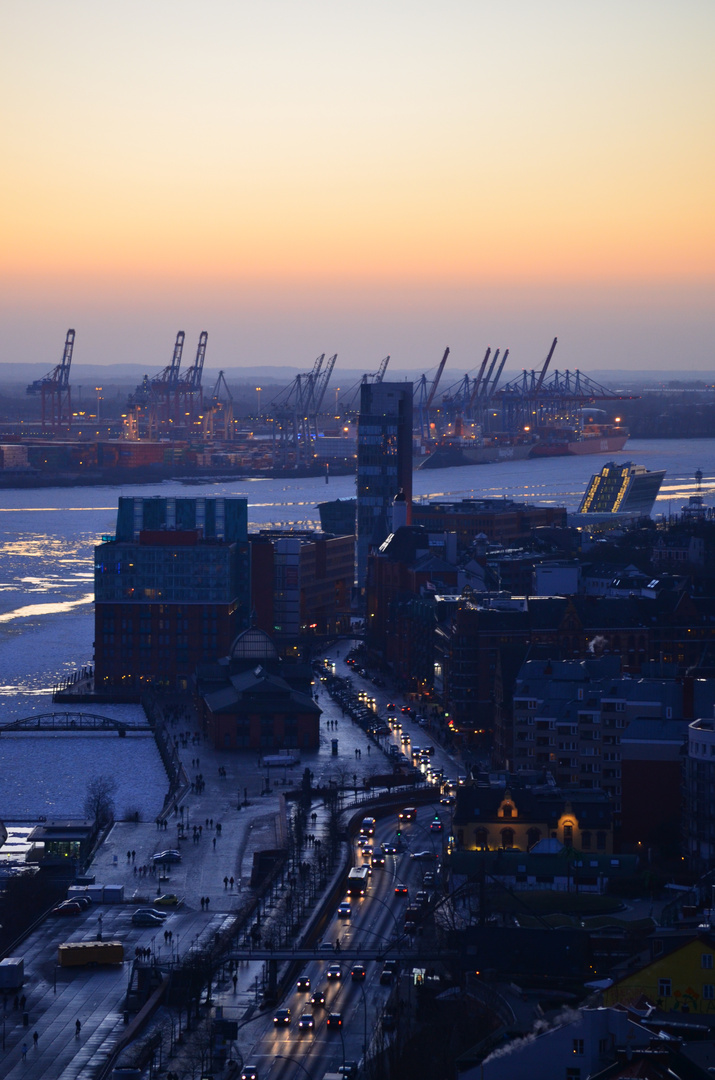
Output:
(135, 907), (168, 920)
(319, 940), (335, 952)
(337, 902), (351, 918)
(151, 849), (182, 863)
(241, 1067), (259, 1080)
(418, 718), (428, 727)
(381, 841), (397, 854)
(273, 1008), (291, 1027)
(439, 794), (455, 806)
(386, 702), (396, 712)
(52, 900), (82, 915)
(327, 1012), (343, 1029)
(132, 910), (165, 927)
(423, 744), (435, 755)
(339, 1063), (359, 1078)
(379, 967), (394, 985)
(394, 883), (409, 896)
(360, 845), (373, 859)
(326, 964), (342, 980)
(298, 1013), (315, 1031)
(154, 893), (181, 906)
(410, 850), (438, 861)
(356, 835), (369, 849)
(422, 871), (436, 887)
(398, 807), (416, 821)
(297, 976), (311, 991)
(415, 891), (429, 907)
(400, 705), (411, 714)
(430, 821), (443, 833)
(310, 990), (325, 1007)
(69, 895), (92, 910)
(372, 853), (385, 868)
(351, 963), (366, 982)
(400, 734), (410, 744)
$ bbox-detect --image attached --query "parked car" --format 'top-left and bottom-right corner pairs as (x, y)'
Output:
(273, 1008), (291, 1027)
(135, 907), (168, 921)
(52, 900), (82, 916)
(132, 911), (165, 927)
(151, 850), (182, 864)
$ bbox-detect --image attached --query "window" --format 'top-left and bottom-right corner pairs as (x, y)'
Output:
(572, 1038), (584, 1055)
(702, 954), (713, 969)
(704, 984), (715, 1000)
(566, 1070), (581, 1080)
(658, 978), (672, 998)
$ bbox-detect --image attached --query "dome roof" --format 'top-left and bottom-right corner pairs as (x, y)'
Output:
(229, 626), (279, 662)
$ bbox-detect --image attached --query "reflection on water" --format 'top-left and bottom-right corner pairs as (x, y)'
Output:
(0, 593), (94, 624)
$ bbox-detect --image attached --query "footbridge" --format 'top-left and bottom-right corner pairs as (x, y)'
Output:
(0, 712), (152, 734)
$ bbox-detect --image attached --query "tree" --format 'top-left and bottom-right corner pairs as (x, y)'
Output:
(83, 774), (118, 825)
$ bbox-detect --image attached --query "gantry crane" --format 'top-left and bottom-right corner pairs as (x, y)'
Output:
(176, 331), (208, 433)
(416, 347), (450, 439)
(26, 329), (75, 434)
(202, 370), (235, 442)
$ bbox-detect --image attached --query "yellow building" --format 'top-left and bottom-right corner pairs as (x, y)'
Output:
(604, 933), (715, 1014)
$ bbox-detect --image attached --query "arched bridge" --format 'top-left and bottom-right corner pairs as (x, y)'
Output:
(0, 712), (151, 734)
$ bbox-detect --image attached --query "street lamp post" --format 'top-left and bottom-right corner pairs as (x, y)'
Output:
(256, 387), (262, 416)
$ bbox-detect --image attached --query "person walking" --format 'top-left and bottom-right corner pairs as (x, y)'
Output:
(22, 1041), (28, 1060)
(75, 1019), (81, 1038)
(32, 1031), (39, 1048)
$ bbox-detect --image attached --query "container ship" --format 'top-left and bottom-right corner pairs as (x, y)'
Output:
(417, 433), (536, 470)
(529, 421), (629, 458)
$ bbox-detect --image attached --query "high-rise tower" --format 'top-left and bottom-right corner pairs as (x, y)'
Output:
(356, 380), (413, 587)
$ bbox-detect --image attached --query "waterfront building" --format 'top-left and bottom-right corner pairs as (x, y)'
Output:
(94, 496), (250, 694)
(196, 625), (320, 750)
(249, 530), (354, 642)
(356, 380), (413, 587)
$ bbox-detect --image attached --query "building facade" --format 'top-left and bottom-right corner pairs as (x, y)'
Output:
(356, 380), (413, 588)
(94, 496), (250, 693)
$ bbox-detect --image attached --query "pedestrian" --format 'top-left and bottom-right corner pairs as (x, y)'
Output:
(229, 876), (234, 889)
(131, 849), (136, 862)
(75, 1019), (81, 1038)
(33, 1031), (39, 1048)
(213, 837), (216, 850)
(127, 850), (131, 861)
(200, 897), (205, 910)
(223, 876), (229, 889)
(232, 973), (238, 992)
(22, 1041), (28, 1060)
(205, 896), (210, 908)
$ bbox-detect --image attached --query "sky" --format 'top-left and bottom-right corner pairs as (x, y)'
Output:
(1, 1), (713, 376)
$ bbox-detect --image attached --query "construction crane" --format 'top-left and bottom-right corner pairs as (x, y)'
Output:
(26, 329), (75, 434)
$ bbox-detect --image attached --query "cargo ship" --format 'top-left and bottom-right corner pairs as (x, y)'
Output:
(577, 461), (665, 517)
(417, 433), (536, 470)
(529, 416), (628, 458)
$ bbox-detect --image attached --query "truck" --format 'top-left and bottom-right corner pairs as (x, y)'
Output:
(58, 941), (124, 967)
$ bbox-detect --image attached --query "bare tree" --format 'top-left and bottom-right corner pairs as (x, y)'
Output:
(83, 774), (118, 825)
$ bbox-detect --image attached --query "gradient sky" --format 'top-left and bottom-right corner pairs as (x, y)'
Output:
(1, 1), (713, 374)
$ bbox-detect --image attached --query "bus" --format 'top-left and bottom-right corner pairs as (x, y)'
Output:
(58, 941), (124, 967)
(346, 866), (370, 896)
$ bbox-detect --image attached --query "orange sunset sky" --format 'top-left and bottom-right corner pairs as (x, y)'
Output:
(1, 1), (713, 373)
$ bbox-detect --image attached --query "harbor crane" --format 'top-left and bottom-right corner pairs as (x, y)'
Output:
(176, 330), (208, 432)
(416, 347), (450, 439)
(125, 330), (185, 439)
(202, 370), (234, 441)
(26, 329), (75, 434)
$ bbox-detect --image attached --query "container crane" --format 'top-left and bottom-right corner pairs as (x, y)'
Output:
(416, 347), (450, 439)
(26, 329), (75, 434)
(202, 370), (235, 442)
(176, 331), (208, 432)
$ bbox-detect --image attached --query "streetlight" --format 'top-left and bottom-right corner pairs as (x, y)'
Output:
(256, 387), (262, 415)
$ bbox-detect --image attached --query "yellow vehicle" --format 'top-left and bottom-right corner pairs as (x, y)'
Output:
(58, 941), (124, 967)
